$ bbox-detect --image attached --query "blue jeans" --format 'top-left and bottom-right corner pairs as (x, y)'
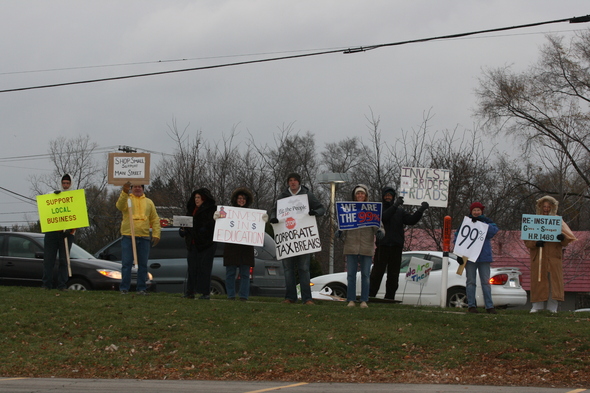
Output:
(42, 231), (73, 289)
(466, 261), (493, 309)
(282, 254), (312, 302)
(226, 265), (251, 299)
(346, 254), (372, 302)
(121, 235), (151, 292)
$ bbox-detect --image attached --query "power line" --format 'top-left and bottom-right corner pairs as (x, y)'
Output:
(1, 15), (588, 94)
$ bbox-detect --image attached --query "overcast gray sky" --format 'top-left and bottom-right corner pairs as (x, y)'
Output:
(1, 0), (589, 228)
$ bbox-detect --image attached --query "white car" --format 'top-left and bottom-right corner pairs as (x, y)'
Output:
(310, 251), (527, 308)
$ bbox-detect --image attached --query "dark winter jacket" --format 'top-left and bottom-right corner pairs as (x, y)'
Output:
(223, 187), (255, 267)
(183, 188), (217, 252)
(377, 186), (424, 247)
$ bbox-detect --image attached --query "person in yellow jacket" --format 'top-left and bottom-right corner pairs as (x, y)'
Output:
(116, 182), (161, 295)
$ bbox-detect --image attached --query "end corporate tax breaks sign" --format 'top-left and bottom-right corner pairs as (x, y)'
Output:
(37, 189), (89, 232)
(272, 194), (321, 260)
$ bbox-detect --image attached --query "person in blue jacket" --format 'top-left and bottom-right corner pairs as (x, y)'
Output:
(456, 202), (499, 314)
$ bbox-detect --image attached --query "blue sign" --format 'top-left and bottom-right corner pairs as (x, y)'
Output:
(521, 214), (562, 242)
(336, 202), (382, 230)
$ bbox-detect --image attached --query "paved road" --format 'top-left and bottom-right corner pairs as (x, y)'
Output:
(0, 378), (587, 393)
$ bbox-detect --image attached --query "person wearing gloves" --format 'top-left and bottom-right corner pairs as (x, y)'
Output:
(42, 174), (77, 290)
(214, 187), (268, 301)
(116, 182), (161, 295)
(524, 196), (577, 313)
(179, 188), (218, 300)
(337, 184), (385, 308)
(269, 172), (325, 305)
(369, 186), (428, 300)
(456, 202), (498, 314)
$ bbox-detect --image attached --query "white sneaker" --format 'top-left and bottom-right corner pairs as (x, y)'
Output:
(347, 301), (355, 307)
(530, 309), (539, 313)
(360, 301), (369, 308)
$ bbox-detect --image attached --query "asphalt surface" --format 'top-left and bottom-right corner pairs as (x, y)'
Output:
(0, 378), (587, 393)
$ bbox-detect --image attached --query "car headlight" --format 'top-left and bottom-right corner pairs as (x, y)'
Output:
(97, 269), (122, 279)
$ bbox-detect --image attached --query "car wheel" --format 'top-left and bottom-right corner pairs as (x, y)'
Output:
(325, 284), (347, 298)
(447, 287), (467, 308)
(67, 278), (91, 291)
(210, 280), (225, 295)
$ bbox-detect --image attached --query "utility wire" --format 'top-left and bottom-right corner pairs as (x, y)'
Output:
(1, 15), (588, 94)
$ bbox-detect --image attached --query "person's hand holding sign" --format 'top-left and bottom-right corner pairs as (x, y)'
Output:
(123, 181), (131, 194)
(151, 237), (160, 247)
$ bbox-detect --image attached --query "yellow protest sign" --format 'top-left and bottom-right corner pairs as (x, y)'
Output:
(36, 189), (90, 232)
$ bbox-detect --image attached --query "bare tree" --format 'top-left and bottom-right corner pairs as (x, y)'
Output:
(476, 31), (590, 205)
(29, 134), (106, 194)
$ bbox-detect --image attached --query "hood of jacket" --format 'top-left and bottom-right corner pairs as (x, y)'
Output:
(186, 188), (216, 214)
(230, 187), (253, 208)
(535, 195), (559, 215)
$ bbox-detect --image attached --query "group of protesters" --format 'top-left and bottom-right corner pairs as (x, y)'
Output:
(43, 172), (577, 314)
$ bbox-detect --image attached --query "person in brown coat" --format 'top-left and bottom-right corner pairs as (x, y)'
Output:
(524, 196), (577, 313)
(216, 187), (268, 301)
(338, 184), (384, 308)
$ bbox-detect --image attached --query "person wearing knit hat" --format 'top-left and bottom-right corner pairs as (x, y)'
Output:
(339, 184), (385, 308)
(41, 174), (75, 290)
(369, 186), (428, 300)
(524, 196), (577, 313)
(455, 201), (499, 314)
(268, 172), (326, 305)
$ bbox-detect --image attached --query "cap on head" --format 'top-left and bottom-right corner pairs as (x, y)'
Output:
(286, 172), (301, 185)
(470, 202), (485, 212)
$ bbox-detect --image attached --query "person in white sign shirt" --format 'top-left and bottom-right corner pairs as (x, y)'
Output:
(269, 172), (325, 305)
(337, 184), (385, 308)
(215, 187), (268, 301)
(454, 202), (498, 314)
(41, 174), (76, 290)
(524, 196), (576, 313)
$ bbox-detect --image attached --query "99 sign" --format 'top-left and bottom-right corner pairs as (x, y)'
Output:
(358, 211), (379, 223)
(458, 225), (483, 249)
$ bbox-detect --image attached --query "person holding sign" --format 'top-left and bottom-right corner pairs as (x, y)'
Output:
(338, 184), (385, 308)
(370, 186), (428, 300)
(269, 172), (325, 305)
(524, 196), (577, 313)
(116, 182), (161, 295)
(455, 202), (498, 314)
(215, 187), (268, 301)
(180, 188), (218, 300)
(41, 174), (76, 290)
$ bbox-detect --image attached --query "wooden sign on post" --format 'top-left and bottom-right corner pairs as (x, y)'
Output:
(108, 153), (151, 186)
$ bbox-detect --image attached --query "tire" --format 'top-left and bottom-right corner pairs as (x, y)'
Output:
(67, 278), (91, 291)
(447, 287), (467, 308)
(210, 280), (225, 295)
(325, 284), (347, 298)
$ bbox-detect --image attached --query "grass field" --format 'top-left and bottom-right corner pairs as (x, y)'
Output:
(1, 287), (589, 388)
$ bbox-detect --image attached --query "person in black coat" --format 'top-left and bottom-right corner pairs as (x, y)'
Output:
(179, 188), (217, 300)
(369, 186), (428, 300)
(216, 187), (268, 301)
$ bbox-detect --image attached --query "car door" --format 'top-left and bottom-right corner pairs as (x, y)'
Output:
(0, 234), (44, 286)
(250, 234), (285, 296)
(396, 252), (444, 305)
(145, 230), (188, 290)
